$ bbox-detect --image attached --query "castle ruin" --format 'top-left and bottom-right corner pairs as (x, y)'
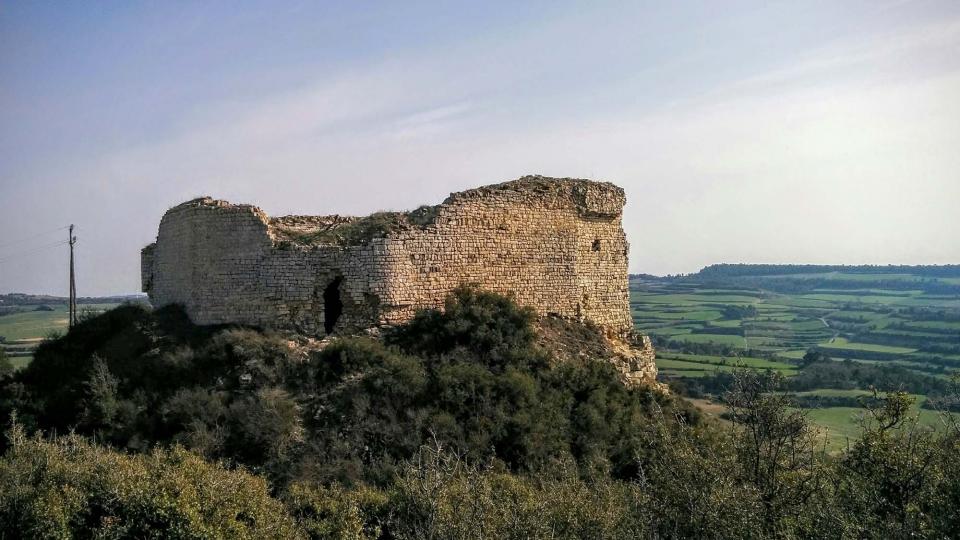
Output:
(142, 176), (656, 384)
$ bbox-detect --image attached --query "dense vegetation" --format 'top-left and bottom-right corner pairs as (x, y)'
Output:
(678, 350), (955, 404)
(787, 353), (951, 394)
(1, 426), (300, 538)
(2, 287), (960, 538)
(0, 287), (691, 488)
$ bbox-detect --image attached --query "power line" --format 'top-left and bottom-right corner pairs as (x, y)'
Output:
(0, 225), (70, 251)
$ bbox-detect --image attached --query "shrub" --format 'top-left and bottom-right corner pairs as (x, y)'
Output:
(285, 482), (389, 540)
(386, 284), (543, 372)
(381, 443), (649, 539)
(0, 424), (301, 539)
(0, 349), (11, 379)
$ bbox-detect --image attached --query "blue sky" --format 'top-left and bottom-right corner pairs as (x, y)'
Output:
(1, 1), (959, 295)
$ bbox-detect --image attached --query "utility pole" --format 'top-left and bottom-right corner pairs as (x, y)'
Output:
(68, 224), (77, 328)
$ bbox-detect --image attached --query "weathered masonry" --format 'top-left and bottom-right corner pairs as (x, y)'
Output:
(142, 175), (656, 384)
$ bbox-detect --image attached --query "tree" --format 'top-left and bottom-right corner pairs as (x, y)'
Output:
(800, 349), (830, 367)
(79, 355), (120, 431)
(836, 391), (944, 538)
(725, 371), (825, 535)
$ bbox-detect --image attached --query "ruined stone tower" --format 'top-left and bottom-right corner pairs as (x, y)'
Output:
(142, 175), (656, 384)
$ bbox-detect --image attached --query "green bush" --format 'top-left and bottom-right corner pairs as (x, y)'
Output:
(0, 348), (11, 379)
(0, 423), (301, 539)
(285, 482), (389, 540)
(289, 444), (650, 539)
(386, 285), (543, 371)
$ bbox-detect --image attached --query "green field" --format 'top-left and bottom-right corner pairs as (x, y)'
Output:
(787, 390), (948, 449)
(660, 352), (795, 370)
(632, 266), (960, 447)
(0, 304), (117, 367)
(818, 337), (917, 355)
(803, 400), (958, 450)
(0, 308), (71, 341)
(632, 275), (958, 365)
(656, 352), (798, 378)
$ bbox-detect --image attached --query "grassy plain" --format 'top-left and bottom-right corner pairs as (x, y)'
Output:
(0, 309), (71, 341)
(803, 401), (958, 450)
(0, 304), (117, 367)
(819, 337), (917, 354)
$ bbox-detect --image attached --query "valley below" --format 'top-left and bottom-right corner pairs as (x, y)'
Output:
(632, 264), (960, 449)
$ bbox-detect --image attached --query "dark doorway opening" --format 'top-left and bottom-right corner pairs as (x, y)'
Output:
(323, 276), (343, 334)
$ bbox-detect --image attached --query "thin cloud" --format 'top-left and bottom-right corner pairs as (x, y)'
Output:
(2, 3), (958, 294)
(701, 17), (960, 104)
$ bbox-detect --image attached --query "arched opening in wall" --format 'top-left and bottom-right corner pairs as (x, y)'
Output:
(592, 238), (601, 251)
(323, 276), (343, 334)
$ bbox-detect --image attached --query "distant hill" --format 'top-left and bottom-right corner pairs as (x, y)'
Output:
(630, 264), (960, 296)
(694, 263), (960, 279)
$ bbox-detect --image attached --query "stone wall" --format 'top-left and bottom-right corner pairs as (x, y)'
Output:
(142, 175), (657, 384)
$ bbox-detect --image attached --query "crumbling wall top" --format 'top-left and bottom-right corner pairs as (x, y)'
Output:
(171, 177), (625, 249)
(443, 175), (625, 218)
(164, 196), (272, 224)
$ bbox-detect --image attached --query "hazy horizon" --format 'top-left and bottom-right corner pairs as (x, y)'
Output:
(2, 1), (959, 296)
(6, 260), (958, 298)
